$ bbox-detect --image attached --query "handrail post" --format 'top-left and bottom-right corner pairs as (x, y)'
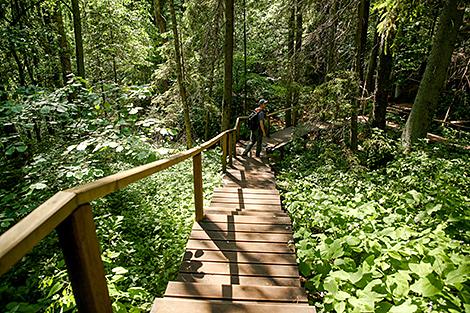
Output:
(221, 134), (227, 172)
(192, 152), (204, 221)
(232, 130), (237, 157)
(228, 132), (233, 166)
(56, 203), (112, 313)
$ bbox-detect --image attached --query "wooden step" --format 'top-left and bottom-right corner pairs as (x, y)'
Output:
(190, 229), (292, 243)
(214, 188), (279, 195)
(204, 209), (288, 217)
(177, 272), (301, 286)
(209, 203), (283, 211)
(210, 197), (281, 205)
(180, 260), (299, 278)
(183, 250), (298, 265)
(152, 298), (315, 313)
(186, 239), (295, 254)
(202, 214), (290, 225)
(194, 221), (292, 234)
(164, 282), (308, 303)
(211, 193), (281, 200)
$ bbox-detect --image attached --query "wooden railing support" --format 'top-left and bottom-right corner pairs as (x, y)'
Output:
(192, 153), (204, 222)
(221, 134), (227, 172)
(56, 203), (112, 313)
(228, 132), (233, 166)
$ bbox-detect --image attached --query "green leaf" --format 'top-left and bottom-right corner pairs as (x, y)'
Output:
(16, 145), (27, 153)
(6, 146), (16, 156)
(389, 300), (418, 313)
(410, 274), (442, 297)
(445, 263), (469, 286)
(46, 282), (63, 298)
(30, 182), (47, 190)
(409, 262), (433, 277)
(112, 267), (128, 275)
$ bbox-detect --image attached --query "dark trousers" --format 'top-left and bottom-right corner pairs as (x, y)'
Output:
(243, 129), (262, 157)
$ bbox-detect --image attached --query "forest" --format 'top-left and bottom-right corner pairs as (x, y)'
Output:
(0, 0), (469, 312)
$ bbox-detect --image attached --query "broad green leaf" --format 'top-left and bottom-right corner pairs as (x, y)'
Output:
(323, 276), (338, 293)
(389, 300), (418, 313)
(30, 182), (47, 190)
(409, 262), (433, 277)
(46, 282), (63, 298)
(445, 263), (469, 286)
(334, 301), (346, 313)
(112, 267), (128, 275)
(76, 141), (89, 151)
(410, 275), (442, 297)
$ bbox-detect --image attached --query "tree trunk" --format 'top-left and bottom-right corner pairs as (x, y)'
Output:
(365, 12), (379, 96)
(222, 0), (234, 130)
(402, 0), (464, 149)
(71, 0), (85, 78)
(243, 0), (247, 114)
(54, 5), (72, 85)
(285, 1), (295, 127)
(350, 0), (370, 150)
(154, 0), (167, 34)
(326, 1), (339, 76)
(372, 33), (394, 129)
(10, 43), (26, 86)
(292, 0), (303, 126)
(169, 0), (192, 148)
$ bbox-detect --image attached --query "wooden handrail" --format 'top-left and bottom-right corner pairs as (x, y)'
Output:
(0, 106), (301, 312)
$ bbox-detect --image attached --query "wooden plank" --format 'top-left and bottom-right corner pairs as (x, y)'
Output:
(0, 191), (77, 276)
(203, 210), (287, 217)
(193, 153), (204, 221)
(211, 193), (281, 200)
(204, 209), (288, 217)
(194, 221), (292, 234)
(183, 250), (297, 265)
(57, 204), (112, 313)
(177, 273), (301, 287)
(210, 198), (281, 205)
(190, 230), (292, 243)
(203, 214), (290, 225)
(214, 188), (279, 195)
(165, 282), (308, 303)
(209, 203), (283, 211)
(151, 298), (315, 313)
(180, 260), (299, 277)
(186, 239), (295, 254)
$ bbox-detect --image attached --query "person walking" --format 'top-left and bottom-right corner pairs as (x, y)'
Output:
(242, 99), (268, 157)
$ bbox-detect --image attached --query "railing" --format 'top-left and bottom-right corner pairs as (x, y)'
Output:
(0, 107), (297, 313)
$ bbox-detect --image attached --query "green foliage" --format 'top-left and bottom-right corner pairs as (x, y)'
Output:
(0, 78), (223, 312)
(277, 139), (470, 313)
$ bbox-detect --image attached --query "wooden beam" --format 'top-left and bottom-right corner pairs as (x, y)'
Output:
(193, 153), (204, 222)
(0, 191), (77, 275)
(57, 204), (112, 313)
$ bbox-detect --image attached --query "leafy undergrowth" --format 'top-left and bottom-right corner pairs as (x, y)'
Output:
(276, 138), (469, 313)
(0, 147), (223, 312)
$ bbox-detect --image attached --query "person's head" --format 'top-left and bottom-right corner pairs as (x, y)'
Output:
(258, 98), (268, 109)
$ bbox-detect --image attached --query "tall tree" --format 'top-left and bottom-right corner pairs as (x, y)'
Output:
(350, 0), (370, 150)
(365, 11), (379, 96)
(53, 5), (72, 85)
(71, 0), (85, 78)
(402, 0), (464, 148)
(169, 0), (192, 148)
(154, 0), (167, 35)
(291, 0), (303, 126)
(222, 0), (234, 130)
(372, 28), (394, 129)
(285, 0), (295, 127)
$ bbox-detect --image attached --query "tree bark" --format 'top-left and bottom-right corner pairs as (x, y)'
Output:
(54, 5), (73, 85)
(365, 12), (379, 96)
(350, 0), (370, 150)
(154, 0), (167, 34)
(222, 0), (234, 130)
(402, 0), (464, 148)
(243, 0), (247, 114)
(285, 0), (295, 127)
(71, 0), (85, 78)
(372, 33), (394, 129)
(169, 0), (192, 148)
(292, 0), (303, 126)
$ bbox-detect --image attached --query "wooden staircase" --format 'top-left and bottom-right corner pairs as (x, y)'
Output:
(151, 155), (315, 313)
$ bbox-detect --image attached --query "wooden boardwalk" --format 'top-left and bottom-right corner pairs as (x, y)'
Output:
(151, 147), (315, 313)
